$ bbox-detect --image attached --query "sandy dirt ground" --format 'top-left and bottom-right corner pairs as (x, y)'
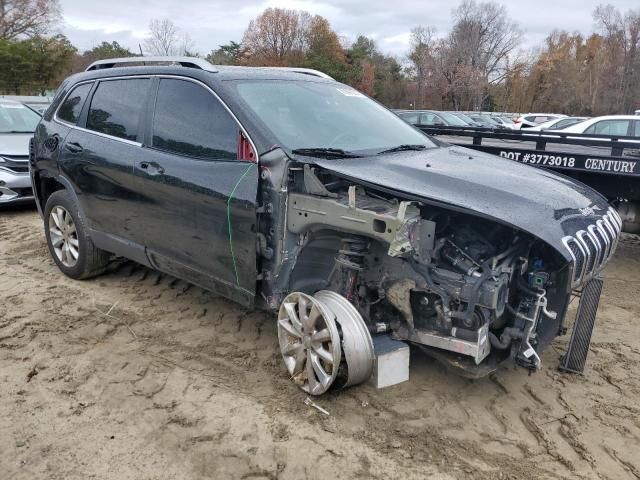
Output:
(1, 205), (639, 480)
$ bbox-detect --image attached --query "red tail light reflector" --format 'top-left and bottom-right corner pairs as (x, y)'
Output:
(237, 132), (256, 162)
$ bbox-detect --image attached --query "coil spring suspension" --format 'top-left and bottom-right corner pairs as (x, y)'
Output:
(335, 238), (369, 302)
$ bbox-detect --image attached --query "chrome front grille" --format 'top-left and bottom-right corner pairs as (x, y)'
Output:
(563, 207), (622, 288)
(0, 155), (30, 174)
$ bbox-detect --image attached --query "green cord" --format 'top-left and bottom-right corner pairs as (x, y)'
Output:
(227, 163), (256, 286)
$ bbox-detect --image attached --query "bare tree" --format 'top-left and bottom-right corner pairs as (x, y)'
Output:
(408, 26), (436, 108)
(143, 19), (180, 56)
(438, 0), (522, 109)
(0, 0), (61, 39)
(594, 4), (640, 113)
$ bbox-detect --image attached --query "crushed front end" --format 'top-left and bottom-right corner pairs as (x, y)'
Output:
(259, 155), (622, 380)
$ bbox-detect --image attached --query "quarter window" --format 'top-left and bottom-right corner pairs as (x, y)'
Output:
(57, 83), (92, 125)
(87, 79), (150, 141)
(151, 79), (237, 160)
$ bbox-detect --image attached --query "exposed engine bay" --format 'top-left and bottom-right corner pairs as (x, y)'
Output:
(260, 162), (575, 382)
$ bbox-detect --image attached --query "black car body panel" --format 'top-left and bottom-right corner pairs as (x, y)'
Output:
(312, 146), (611, 261)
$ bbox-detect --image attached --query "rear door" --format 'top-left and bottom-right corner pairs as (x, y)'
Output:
(33, 82), (94, 202)
(135, 77), (258, 306)
(59, 77), (151, 248)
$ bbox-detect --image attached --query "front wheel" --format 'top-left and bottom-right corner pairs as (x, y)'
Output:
(44, 190), (109, 279)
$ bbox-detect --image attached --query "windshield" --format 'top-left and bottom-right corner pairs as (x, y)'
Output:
(232, 80), (435, 154)
(0, 103), (40, 133)
(437, 111), (468, 126)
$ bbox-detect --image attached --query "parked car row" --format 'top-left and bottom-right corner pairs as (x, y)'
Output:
(396, 108), (640, 141)
(395, 109), (518, 129)
(395, 110), (524, 130)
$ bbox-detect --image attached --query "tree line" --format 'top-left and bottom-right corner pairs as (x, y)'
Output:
(1, 0), (639, 115)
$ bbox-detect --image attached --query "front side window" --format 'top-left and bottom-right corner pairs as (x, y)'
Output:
(419, 113), (438, 125)
(586, 120), (630, 136)
(87, 78), (150, 141)
(232, 80), (435, 154)
(0, 102), (40, 133)
(437, 111), (467, 126)
(151, 79), (237, 160)
(57, 83), (92, 125)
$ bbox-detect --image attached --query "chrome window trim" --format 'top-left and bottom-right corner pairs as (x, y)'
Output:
(53, 77), (145, 147)
(72, 125), (142, 147)
(53, 79), (96, 127)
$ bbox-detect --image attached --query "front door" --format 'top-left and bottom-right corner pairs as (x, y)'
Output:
(135, 77), (258, 306)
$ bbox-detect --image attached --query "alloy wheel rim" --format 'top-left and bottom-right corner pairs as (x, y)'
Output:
(48, 206), (79, 268)
(277, 292), (342, 395)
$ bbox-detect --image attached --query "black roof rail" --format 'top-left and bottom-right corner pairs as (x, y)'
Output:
(85, 56), (219, 73)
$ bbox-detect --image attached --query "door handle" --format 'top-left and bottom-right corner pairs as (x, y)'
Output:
(139, 161), (165, 175)
(65, 142), (83, 154)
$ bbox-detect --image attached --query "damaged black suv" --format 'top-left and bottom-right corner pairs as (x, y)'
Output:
(31, 57), (622, 395)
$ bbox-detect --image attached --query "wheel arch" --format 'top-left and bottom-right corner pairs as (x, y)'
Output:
(36, 173), (87, 223)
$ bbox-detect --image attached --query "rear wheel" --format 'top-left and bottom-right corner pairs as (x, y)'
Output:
(44, 190), (109, 279)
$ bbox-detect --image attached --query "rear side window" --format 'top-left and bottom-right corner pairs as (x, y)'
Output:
(633, 121), (640, 137)
(87, 79), (150, 141)
(553, 118), (576, 129)
(585, 120), (630, 136)
(151, 79), (237, 160)
(57, 83), (92, 125)
(399, 112), (419, 124)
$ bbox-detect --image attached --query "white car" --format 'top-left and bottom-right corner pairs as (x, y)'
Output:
(513, 113), (567, 130)
(0, 99), (40, 204)
(526, 117), (589, 132)
(560, 115), (640, 138)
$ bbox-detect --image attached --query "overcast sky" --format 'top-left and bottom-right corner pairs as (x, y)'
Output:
(58, 0), (637, 58)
